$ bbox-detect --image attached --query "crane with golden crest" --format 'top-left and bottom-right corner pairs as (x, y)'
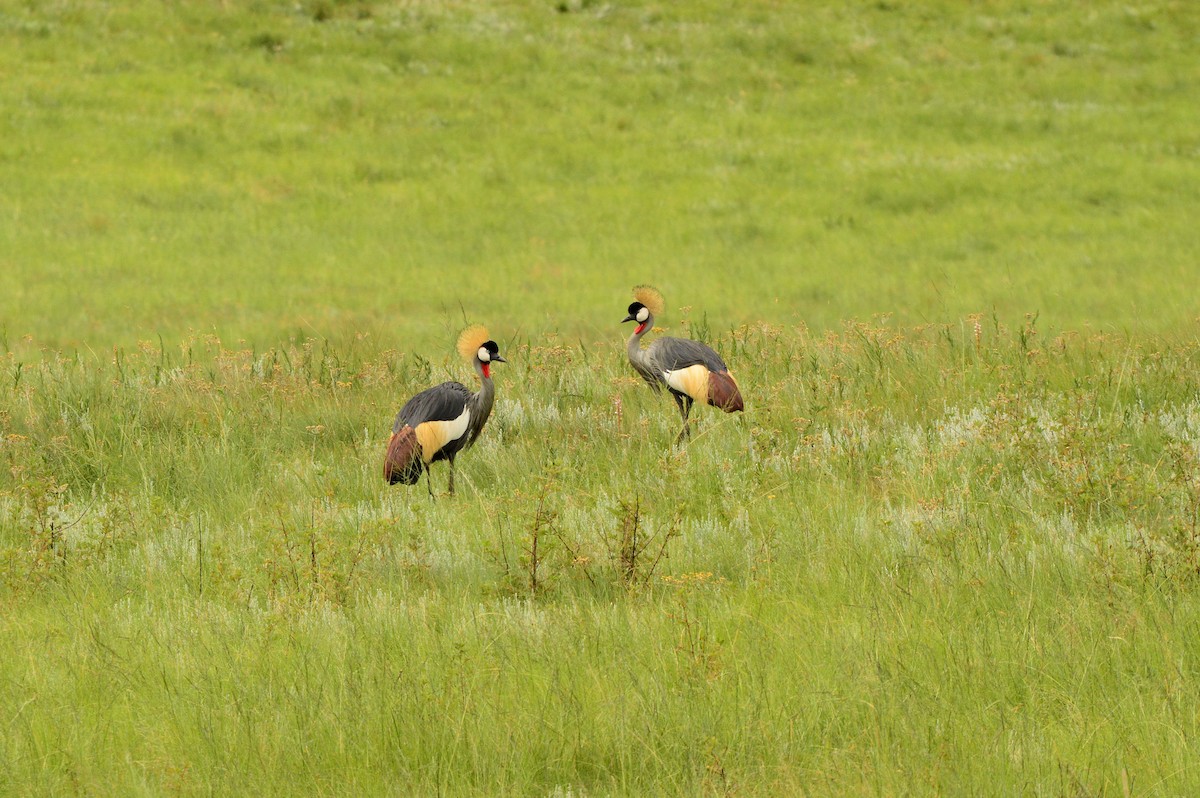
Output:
(384, 325), (506, 497)
(623, 285), (744, 444)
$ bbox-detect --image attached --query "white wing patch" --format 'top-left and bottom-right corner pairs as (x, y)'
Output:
(415, 408), (471, 462)
(662, 364), (710, 405)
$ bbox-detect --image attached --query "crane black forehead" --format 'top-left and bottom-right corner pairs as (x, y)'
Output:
(627, 301), (645, 315)
(483, 340), (500, 355)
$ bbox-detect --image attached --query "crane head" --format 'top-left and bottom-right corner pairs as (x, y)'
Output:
(625, 285), (664, 334)
(457, 325), (506, 378)
(622, 302), (653, 335)
(476, 340), (506, 379)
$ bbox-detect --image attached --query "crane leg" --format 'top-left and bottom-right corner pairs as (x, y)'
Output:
(673, 394), (694, 444)
(448, 456), (456, 496)
(425, 466), (435, 500)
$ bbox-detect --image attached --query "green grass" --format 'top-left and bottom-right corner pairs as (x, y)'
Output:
(6, 323), (1200, 794)
(1, 0), (1198, 350)
(3, 0), (1200, 794)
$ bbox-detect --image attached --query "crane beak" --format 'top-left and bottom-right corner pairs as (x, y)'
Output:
(621, 313), (635, 323)
(492, 355), (507, 363)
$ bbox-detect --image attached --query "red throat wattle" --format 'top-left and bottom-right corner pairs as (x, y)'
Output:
(635, 322), (647, 335)
(481, 363), (491, 379)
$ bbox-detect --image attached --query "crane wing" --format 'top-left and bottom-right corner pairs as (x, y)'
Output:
(394, 381), (471, 431)
(384, 426), (422, 484)
(648, 337), (729, 373)
(649, 336), (743, 412)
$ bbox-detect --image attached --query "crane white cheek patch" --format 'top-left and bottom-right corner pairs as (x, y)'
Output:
(415, 408), (471, 462)
(633, 307), (650, 334)
(663, 365), (710, 405)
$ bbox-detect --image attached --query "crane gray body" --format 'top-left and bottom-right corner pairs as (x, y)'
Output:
(391, 372), (495, 462)
(626, 335), (730, 392)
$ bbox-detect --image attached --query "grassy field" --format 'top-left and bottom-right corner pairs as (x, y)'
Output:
(2, 0), (1200, 794)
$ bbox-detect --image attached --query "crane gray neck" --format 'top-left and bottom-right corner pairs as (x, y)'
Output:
(627, 314), (654, 372)
(469, 359), (496, 419)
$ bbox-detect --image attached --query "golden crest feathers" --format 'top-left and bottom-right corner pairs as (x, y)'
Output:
(456, 324), (491, 362)
(632, 285), (665, 317)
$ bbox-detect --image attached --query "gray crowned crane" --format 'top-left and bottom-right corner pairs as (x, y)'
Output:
(622, 285), (744, 444)
(384, 325), (506, 497)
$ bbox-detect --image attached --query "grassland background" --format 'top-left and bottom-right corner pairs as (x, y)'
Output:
(2, 0), (1200, 795)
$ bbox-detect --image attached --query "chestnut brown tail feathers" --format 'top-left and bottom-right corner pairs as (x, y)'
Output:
(708, 371), (744, 413)
(384, 426), (423, 485)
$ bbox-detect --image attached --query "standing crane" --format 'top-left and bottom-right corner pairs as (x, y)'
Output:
(384, 325), (506, 497)
(622, 285), (743, 444)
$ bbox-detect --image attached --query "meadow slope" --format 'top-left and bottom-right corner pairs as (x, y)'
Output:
(1, 0), (1198, 350)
